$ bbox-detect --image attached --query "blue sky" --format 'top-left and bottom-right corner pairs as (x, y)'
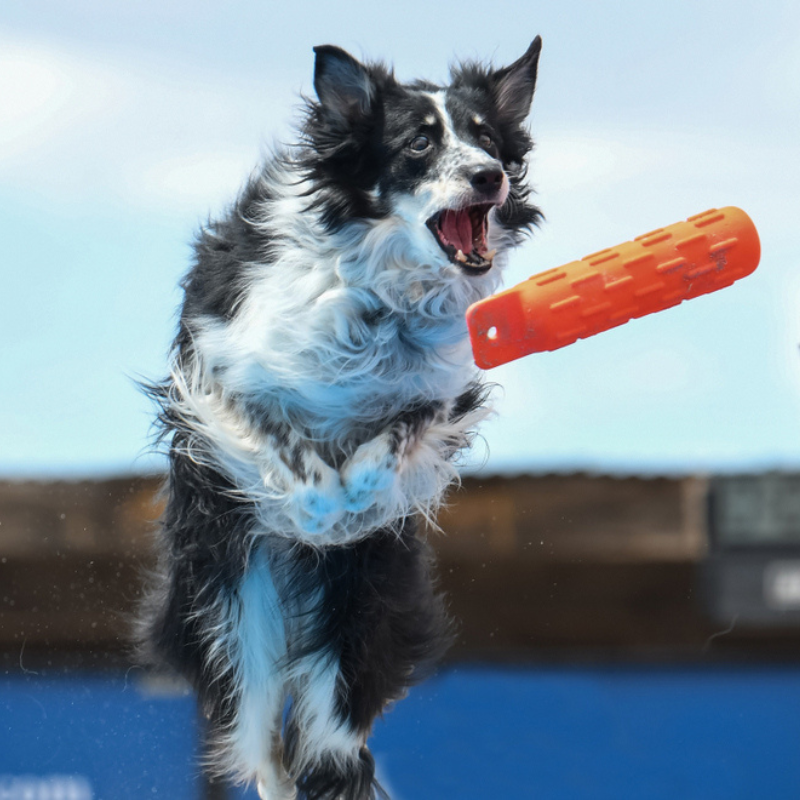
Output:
(2, 0), (799, 477)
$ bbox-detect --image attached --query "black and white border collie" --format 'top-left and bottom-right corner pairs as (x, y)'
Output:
(140, 38), (542, 800)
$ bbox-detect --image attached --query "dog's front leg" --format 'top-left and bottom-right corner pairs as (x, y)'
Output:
(340, 403), (444, 514)
(259, 431), (347, 537)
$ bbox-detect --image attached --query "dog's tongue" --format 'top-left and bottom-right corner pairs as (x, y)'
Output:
(440, 209), (473, 253)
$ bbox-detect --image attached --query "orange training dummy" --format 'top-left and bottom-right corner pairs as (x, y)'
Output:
(467, 207), (761, 369)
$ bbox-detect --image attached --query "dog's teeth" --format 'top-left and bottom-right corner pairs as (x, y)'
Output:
(455, 250), (467, 263)
(485, 249), (497, 261)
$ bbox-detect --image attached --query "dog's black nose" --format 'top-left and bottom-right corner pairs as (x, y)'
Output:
(470, 168), (505, 196)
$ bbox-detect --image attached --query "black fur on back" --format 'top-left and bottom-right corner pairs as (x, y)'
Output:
(177, 175), (274, 344)
(137, 447), (254, 731)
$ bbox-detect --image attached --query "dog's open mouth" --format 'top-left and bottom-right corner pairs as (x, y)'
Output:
(426, 204), (497, 274)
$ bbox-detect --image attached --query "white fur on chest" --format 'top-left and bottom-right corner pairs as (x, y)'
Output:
(193, 180), (494, 441)
(172, 169), (498, 543)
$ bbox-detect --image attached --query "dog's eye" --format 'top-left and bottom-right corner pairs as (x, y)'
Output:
(409, 135), (430, 153)
(478, 133), (493, 150)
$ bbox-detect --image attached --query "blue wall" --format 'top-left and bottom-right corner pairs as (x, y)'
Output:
(369, 665), (800, 800)
(0, 674), (200, 799)
(4, 665), (800, 799)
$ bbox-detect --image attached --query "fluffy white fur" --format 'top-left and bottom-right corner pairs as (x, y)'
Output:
(167, 123), (505, 545)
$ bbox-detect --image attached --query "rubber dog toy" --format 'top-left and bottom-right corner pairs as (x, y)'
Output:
(466, 207), (760, 369)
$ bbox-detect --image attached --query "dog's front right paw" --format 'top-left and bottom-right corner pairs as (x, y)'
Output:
(286, 468), (346, 536)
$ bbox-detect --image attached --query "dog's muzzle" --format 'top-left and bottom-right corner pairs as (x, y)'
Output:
(426, 202), (497, 274)
(426, 167), (507, 275)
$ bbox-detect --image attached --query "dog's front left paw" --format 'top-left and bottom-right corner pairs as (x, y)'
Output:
(341, 436), (399, 513)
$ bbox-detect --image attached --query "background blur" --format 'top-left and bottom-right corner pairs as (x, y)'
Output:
(2, 0), (800, 798)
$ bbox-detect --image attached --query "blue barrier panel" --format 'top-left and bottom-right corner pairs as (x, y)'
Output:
(368, 664), (800, 800)
(6, 665), (800, 799)
(227, 664), (800, 800)
(0, 673), (200, 799)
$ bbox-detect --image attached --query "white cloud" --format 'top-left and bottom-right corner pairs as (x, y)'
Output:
(0, 48), (70, 142)
(0, 39), (115, 160)
(532, 132), (657, 192)
(133, 152), (256, 214)
(0, 31), (294, 215)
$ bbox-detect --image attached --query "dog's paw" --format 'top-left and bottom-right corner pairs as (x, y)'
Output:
(257, 759), (297, 800)
(287, 468), (346, 536)
(341, 437), (399, 513)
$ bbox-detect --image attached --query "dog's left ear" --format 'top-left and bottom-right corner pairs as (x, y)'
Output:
(491, 37), (542, 127)
(313, 45), (374, 126)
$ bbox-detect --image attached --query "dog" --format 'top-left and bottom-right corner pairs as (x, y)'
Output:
(139, 38), (542, 800)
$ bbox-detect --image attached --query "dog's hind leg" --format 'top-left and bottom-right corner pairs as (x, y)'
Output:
(281, 522), (453, 800)
(257, 748), (297, 800)
(210, 547), (295, 799)
(283, 653), (380, 800)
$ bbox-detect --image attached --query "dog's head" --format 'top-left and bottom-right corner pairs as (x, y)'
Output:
(300, 40), (542, 294)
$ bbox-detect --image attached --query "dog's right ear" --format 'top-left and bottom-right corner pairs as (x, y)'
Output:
(313, 45), (373, 126)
